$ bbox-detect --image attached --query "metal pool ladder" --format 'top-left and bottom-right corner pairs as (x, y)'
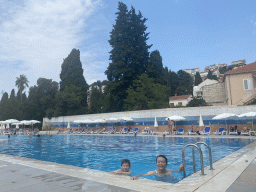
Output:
(182, 142), (213, 177)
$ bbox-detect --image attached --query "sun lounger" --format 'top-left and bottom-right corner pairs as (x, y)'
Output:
(142, 130), (148, 135)
(215, 127), (225, 135)
(241, 129), (251, 136)
(103, 128), (111, 134)
(115, 128), (121, 134)
(188, 129), (197, 135)
(128, 127), (134, 134)
(134, 127), (139, 134)
(121, 127), (128, 134)
(176, 128), (184, 135)
(110, 128), (116, 134)
(151, 129), (159, 135)
(87, 128), (93, 134)
(200, 126), (211, 135)
(229, 130), (238, 135)
(164, 131), (171, 135)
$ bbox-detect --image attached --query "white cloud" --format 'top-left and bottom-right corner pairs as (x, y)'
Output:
(0, 0), (108, 96)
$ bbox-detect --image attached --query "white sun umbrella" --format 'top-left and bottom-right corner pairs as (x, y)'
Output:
(0, 121), (6, 130)
(238, 112), (256, 131)
(199, 115), (204, 127)
(5, 119), (19, 129)
(212, 113), (237, 130)
(165, 115), (186, 129)
(106, 117), (119, 128)
(12, 122), (22, 129)
(20, 120), (31, 129)
(121, 117), (133, 121)
(67, 121), (70, 129)
(154, 117), (158, 129)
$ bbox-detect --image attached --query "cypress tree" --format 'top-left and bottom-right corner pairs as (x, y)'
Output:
(146, 50), (165, 84)
(60, 49), (88, 92)
(59, 49), (88, 108)
(105, 2), (152, 111)
(194, 71), (203, 86)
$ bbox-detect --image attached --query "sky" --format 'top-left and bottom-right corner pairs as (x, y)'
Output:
(0, 0), (256, 96)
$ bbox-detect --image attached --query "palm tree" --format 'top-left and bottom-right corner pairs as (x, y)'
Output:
(15, 74), (29, 103)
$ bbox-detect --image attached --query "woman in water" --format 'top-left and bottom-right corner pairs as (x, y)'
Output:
(131, 155), (184, 180)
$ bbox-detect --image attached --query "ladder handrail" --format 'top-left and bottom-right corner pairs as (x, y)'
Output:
(194, 142), (213, 170)
(182, 144), (204, 177)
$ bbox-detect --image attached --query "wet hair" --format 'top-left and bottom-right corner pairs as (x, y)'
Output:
(156, 155), (168, 164)
(121, 159), (130, 167)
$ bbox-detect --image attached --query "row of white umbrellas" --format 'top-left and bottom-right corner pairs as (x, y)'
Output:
(73, 117), (133, 124)
(0, 119), (41, 129)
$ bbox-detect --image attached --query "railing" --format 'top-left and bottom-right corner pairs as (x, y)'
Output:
(182, 142), (213, 177)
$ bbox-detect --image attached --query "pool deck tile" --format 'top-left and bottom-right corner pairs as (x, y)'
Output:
(1, 135), (256, 191)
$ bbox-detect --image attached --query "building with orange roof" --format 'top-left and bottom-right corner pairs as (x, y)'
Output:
(225, 61), (256, 105)
(169, 94), (192, 107)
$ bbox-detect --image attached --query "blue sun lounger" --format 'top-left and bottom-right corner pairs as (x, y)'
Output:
(176, 128), (184, 135)
(201, 126), (211, 135)
(215, 127), (225, 135)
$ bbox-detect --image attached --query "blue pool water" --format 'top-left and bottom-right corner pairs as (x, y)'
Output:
(0, 135), (254, 183)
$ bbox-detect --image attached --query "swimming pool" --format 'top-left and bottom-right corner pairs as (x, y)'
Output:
(0, 135), (254, 183)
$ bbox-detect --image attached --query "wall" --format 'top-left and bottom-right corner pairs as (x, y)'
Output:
(43, 105), (256, 133)
(225, 72), (256, 105)
(202, 82), (226, 105)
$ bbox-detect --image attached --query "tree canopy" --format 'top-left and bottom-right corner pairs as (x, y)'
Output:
(105, 2), (152, 111)
(194, 71), (202, 86)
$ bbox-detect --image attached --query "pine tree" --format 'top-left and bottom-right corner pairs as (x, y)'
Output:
(105, 2), (152, 111)
(194, 72), (203, 86)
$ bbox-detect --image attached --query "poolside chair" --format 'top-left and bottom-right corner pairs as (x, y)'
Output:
(134, 127), (139, 134)
(215, 127), (225, 135)
(87, 128), (92, 134)
(176, 128), (184, 135)
(115, 128), (121, 134)
(128, 127), (134, 134)
(99, 128), (105, 134)
(164, 130), (171, 135)
(103, 128), (111, 134)
(121, 127), (128, 134)
(229, 130), (238, 135)
(241, 129), (250, 136)
(151, 129), (159, 135)
(200, 127), (211, 135)
(110, 128), (116, 134)
(188, 129), (197, 135)
(69, 128), (73, 134)
(142, 129), (148, 135)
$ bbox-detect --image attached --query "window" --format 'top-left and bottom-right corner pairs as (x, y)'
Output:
(243, 78), (253, 90)
(170, 103), (174, 107)
(178, 102), (182, 106)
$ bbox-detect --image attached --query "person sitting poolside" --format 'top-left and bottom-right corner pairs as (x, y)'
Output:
(111, 159), (132, 176)
(242, 127), (249, 133)
(230, 126), (234, 132)
(131, 155), (184, 180)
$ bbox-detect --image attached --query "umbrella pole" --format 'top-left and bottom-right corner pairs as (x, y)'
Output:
(252, 117), (254, 131)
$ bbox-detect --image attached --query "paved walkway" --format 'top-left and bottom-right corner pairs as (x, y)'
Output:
(227, 158), (256, 192)
(0, 160), (137, 192)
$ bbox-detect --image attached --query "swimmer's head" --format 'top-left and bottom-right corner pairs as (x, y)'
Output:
(121, 159), (130, 172)
(121, 159), (130, 166)
(156, 155), (168, 170)
(156, 155), (168, 164)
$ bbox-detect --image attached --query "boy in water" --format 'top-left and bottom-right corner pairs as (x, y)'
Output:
(111, 159), (132, 175)
(131, 155), (184, 180)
